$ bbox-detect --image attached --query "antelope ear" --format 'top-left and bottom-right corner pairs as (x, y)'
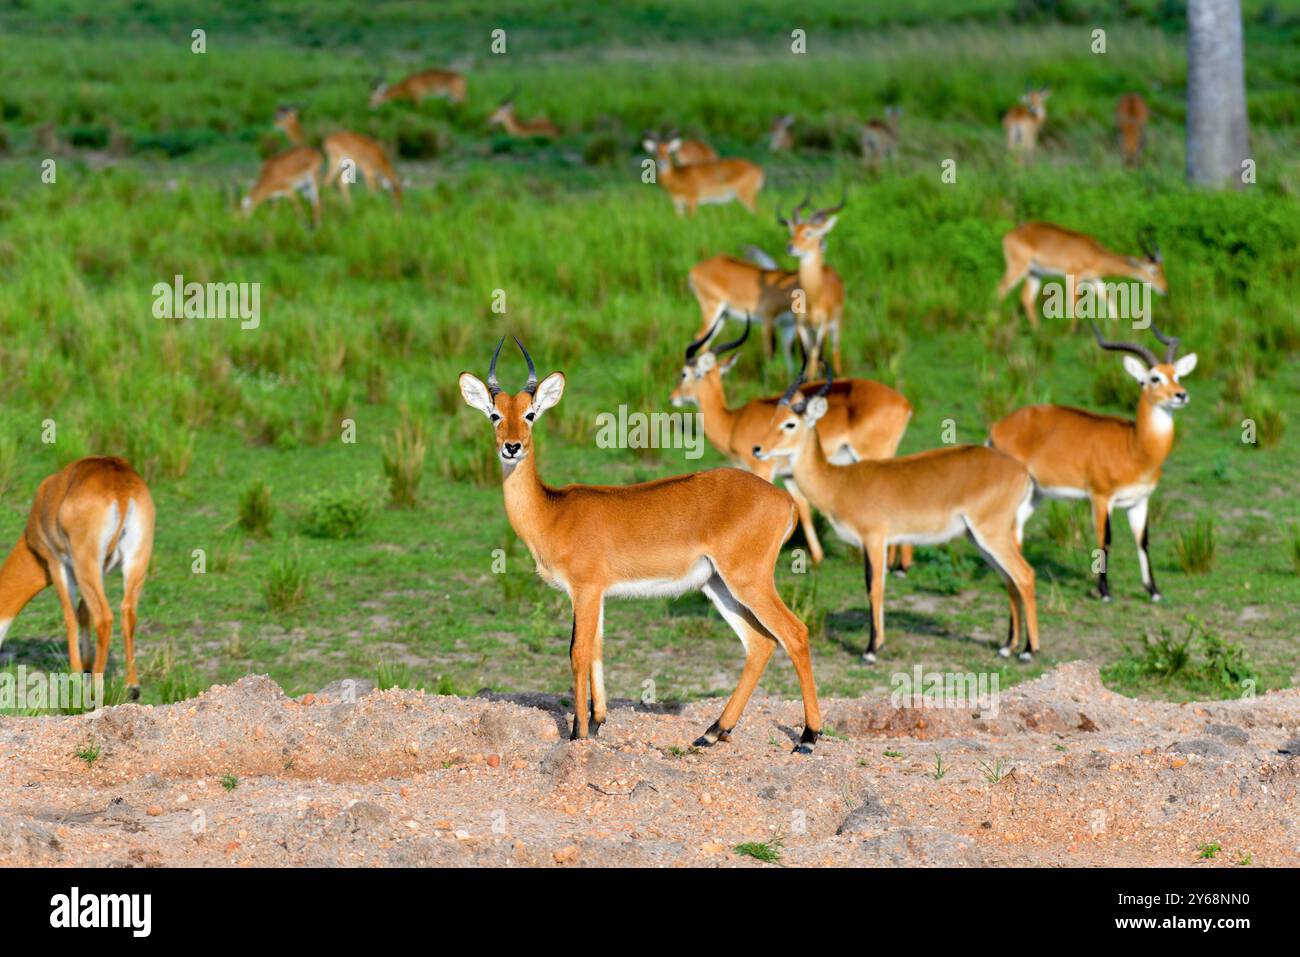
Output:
(667, 138), (682, 151)
(531, 372), (565, 415)
(1122, 355), (1148, 384)
(641, 139), (656, 152)
(1174, 353), (1198, 379)
(460, 373), (496, 418)
(695, 352), (717, 373)
(817, 215), (838, 234)
(806, 395), (830, 422)
(719, 352), (741, 376)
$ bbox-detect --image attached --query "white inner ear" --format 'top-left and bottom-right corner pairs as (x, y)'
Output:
(1122, 355), (1149, 384)
(819, 215), (838, 234)
(460, 373), (496, 418)
(1174, 353), (1198, 379)
(531, 372), (565, 415)
(806, 395), (829, 422)
(641, 139), (655, 152)
(695, 352), (716, 373)
(667, 138), (682, 151)
(719, 353), (740, 375)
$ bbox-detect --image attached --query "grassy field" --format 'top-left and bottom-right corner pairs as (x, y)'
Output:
(0, 0), (1297, 712)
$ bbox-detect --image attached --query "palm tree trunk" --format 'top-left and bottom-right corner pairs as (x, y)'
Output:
(1186, 0), (1250, 187)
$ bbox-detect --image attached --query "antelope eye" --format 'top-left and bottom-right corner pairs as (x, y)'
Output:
(783, 421), (797, 430)
(525, 411), (536, 422)
(490, 412), (502, 422)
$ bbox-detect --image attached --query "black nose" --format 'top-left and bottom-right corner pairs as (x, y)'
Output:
(1176, 391), (1188, 402)
(503, 442), (521, 456)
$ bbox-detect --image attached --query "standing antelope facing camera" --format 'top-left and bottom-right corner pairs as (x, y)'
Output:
(1116, 92), (1150, 167)
(1002, 87), (1050, 162)
(861, 106), (901, 168)
(670, 320), (914, 569)
(487, 86), (560, 139)
(642, 131), (764, 217)
(996, 222), (1167, 330)
(989, 322), (1196, 602)
(275, 107), (401, 209)
(369, 68), (466, 108)
(687, 192), (845, 371)
(753, 363), (1040, 663)
(0, 458), (154, 697)
(460, 338), (822, 752)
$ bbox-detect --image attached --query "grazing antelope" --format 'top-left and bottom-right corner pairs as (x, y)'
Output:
(768, 114), (795, 151)
(687, 192), (845, 371)
(487, 86), (560, 139)
(996, 222), (1167, 330)
(1116, 92), (1150, 167)
(274, 106), (401, 209)
(369, 68), (466, 108)
(670, 320), (915, 571)
(642, 132), (764, 217)
(861, 106), (901, 167)
(1002, 87), (1050, 162)
(753, 363), (1040, 663)
(0, 458), (154, 697)
(989, 322), (1196, 602)
(460, 338), (822, 752)
(240, 136), (323, 226)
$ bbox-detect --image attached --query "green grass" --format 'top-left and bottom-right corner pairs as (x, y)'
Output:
(0, 2), (1294, 707)
(734, 836), (783, 864)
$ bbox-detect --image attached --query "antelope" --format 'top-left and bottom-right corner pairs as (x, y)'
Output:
(240, 136), (323, 227)
(369, 68), (466, 108)
(642, 132), (764, 217)
(687, 192), (845, 372)
(1002, 87), (1049, 161)
(487, 86), (560, 139)
(0, 457), (154, 697)
(861, 106), (901, 167)
(670, 320), (915, 571)
(768, 114), (795, 151)
(274, 106), (401, 209)
(996, 222), (1167, 330)
(753, 362), (1040, 663)
(460, 338), (822, 752)
(644, 131), (717, 165)
(1116, 92), (1150, 167)
(989, 322), (1196, 602)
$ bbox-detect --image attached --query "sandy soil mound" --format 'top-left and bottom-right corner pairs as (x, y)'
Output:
(2, 662), (1297, 867)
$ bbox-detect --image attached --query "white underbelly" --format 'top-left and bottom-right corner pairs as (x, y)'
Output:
(891, 515), (966, 547)
(605, 557), (714, 599)
(1112, 484), (1156, 509)
(699, 192), (735, 205)
(1037, 484), (1089, 501)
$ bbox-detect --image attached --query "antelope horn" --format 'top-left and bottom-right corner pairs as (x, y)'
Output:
(792, 188), (812, 224)
(779, 338), (810, 406)
(1149, 321), (1180, 364)
(486, 336), (506, 395)
(813, 359), (834, 399)
(1091, 321), (1158, 367)
(516, 336), (538, 395)
(712, 314), (751, 356)
(685, 315), (725, 361)
(811, 187), (847, 224)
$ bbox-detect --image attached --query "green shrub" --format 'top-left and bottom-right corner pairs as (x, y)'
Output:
(300, 482), (376, 539)
(1175, 516), (1216, 574)
(264, 547), (309, 613)
(238, 480), (275, 538)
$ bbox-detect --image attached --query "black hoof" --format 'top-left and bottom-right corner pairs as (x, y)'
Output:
(792, 743), (814, 755)
(692, 735), (714, 748)
(1149, 591), (1162, 603)
(791, 726), (819, 755)
(128, 685), (141, 701)
(694, 720), (729, 747)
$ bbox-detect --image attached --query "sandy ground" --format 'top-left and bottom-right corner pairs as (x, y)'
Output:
(2, 661), (1298, 867)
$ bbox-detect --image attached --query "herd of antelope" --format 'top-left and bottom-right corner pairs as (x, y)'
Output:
(0, 62), (1191, 758)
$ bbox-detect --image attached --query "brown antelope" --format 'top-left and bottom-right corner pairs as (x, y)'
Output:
(989, 322), (1196, 603)
(0, 457), (154, 697)
(670, 320), (915, 571)
(861, 106), (901, 167)
(274, 107), (401, 209)
(487, 86), (560, 139)
(1002, 87), (1050, 161)
(240, 136), (323, 226)
(768, 114), (795, 151)
(642, 132), (764, 217)
(369, 68), (466, 107)
(687, 192), (845, 372)
(460, 338), (822, 752)
(646, 131), (717, 165)
(996, 222), (1168, 330)
(1116, 92), (1150, 167)
(753, 363), (1040, 663)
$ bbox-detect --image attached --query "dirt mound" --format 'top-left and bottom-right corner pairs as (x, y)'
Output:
(1, 663), (1297, 867)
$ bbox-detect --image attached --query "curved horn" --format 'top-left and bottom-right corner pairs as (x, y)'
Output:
(811, 187), (847, 224)
(685, 315), (725, 362)
(712, 315), (751, 356)
(792, 188), (812, 224)
(1091, 321), (1158, 367)
(1149, 321), (1180, 364)
(515, 336), (538, 394)
(779, 339), (810, 406)
(486, 336), (506, 395)
(813, 359), (834, 399)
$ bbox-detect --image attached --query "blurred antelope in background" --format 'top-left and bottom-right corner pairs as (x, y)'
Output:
(989, 323), (1195, 603)
(754, 363), (1040, 663)
(370, 67), (466, 107)
(670, 320), (914, 569)
(0, 458), (154, 697)
(768, 113), (795, 151)
(861, 106), (901, 168)
(777, 192), (847, 373)
(644, 131), (716, 165)
(488, 85), (560, 139)
(275, 106), (401, 209)
(642, 131), (764, 216)
(1003, 87), (1049, 162)
(460, 338), (823, 753)
(996, 222), (1167, 330)
(1116, 92), (1150, 167)
(241, 118), (323, 226)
